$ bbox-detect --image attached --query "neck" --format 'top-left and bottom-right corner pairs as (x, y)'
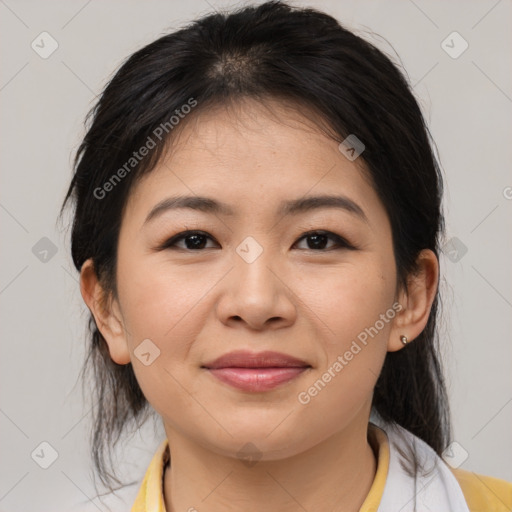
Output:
(163, 417), (378, 512)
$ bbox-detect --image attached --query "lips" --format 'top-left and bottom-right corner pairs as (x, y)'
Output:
(202, 350), (311, 392)
(201, 350), (310, 369)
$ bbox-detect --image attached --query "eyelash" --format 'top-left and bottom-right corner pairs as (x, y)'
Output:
(156, 229), (356, 252)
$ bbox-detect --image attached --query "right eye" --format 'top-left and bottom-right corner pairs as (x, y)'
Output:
(157, 230), (219, 251)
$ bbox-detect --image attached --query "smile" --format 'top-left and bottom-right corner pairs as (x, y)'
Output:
(205, 367), (310, 392)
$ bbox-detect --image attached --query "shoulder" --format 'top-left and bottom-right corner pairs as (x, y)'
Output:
(450, 467), (512, 512)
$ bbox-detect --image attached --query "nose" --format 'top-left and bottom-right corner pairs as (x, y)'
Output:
(215, 245), (297, 331)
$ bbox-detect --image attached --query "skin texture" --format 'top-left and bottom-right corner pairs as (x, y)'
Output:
(80, 98), (439, 512)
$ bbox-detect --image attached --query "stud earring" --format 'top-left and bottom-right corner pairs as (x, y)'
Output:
(400, 335), (408, 345)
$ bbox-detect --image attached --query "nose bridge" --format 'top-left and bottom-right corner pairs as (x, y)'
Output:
(233, 234), (279, 299)
(215, 233), (295, 329)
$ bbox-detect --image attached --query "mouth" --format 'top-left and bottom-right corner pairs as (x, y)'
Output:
(201, 350), (311, 392)
(204, 367), (310, 392)
(202, 349), (310, 369)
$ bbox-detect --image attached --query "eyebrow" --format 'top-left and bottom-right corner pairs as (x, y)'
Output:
(143, 194), (369, 226)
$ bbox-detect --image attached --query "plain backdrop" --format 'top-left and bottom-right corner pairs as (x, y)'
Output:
(1, 0), (511, 510)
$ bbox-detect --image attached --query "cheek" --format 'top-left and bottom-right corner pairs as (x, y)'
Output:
(117, 256), (207, 343)
(116, 257), (213, 414)
(301, 257), (395, 343)
(293, 268), (392, 436)
(300, 259), (393, 393)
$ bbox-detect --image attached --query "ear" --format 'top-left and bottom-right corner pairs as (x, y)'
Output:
(79, 258), (131, 365)
(387, 249), (439, 352)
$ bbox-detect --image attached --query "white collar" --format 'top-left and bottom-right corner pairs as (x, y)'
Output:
(370, 418), (470, 512)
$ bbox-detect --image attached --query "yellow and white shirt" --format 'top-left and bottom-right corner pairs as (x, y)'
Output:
(131, 423), (512, 512)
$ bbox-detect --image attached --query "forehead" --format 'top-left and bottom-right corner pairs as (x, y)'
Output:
(124, 97), (384, 225)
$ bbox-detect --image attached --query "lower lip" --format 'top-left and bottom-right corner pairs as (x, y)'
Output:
(206, 367), (309, 392)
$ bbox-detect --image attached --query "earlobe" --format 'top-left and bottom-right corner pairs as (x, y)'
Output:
(79, 258), (131, 365)
(387, 249), (439, 352)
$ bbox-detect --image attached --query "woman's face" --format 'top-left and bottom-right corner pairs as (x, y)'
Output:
(100, 98), (408, 460)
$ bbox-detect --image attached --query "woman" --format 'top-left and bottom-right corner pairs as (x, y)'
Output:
(60, 1), (512, 511)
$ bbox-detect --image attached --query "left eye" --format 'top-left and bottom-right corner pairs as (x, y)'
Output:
(158, 230), (353, 251)
(293, 230), (352, 251)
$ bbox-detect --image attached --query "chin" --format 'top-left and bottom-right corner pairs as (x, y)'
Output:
(202, 423), (304, 461)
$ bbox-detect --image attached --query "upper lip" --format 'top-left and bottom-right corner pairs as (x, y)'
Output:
(202, 350), (311, 369)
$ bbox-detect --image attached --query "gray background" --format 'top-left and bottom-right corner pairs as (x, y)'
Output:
(1, 0), (511, 510)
